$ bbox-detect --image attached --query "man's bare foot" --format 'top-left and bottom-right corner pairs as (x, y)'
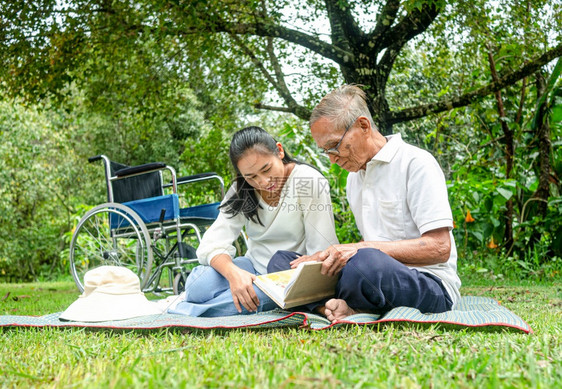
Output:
(324, 299), (357, 323)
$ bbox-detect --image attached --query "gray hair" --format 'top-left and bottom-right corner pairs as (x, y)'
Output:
(309, 84), (376, 132)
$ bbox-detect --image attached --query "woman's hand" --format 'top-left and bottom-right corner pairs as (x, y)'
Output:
(290, 244), (358, 276)
(225, 267), (260, 313)
(210, 254), (260, 313)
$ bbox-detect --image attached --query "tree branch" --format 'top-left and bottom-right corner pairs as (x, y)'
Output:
(254, 103), (293, 112)
(376, 2), (442, 50)
(324, 0), (364, 49)
(487, 41), (515, 247)
(366, 1), (442, 91)
(229, 35), (275, 84)
(370, 0), (401, 42)
(229, 35), (309, 120)
(189, 20), (354, 65)
(254, 103), (311, 119)
(386, 42), (562, 124)
(515, 77), (528, 125)
(265, 36), (300, 108)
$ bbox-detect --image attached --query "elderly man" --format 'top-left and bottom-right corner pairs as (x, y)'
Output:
(269, 84), (461, 322)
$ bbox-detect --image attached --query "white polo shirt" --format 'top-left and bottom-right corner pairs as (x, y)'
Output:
(346, 134), (461, 305)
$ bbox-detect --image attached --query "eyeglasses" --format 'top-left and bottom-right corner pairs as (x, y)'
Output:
(322, 117), (358, 156)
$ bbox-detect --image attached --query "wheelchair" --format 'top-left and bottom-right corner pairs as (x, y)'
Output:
(69, 155), (238, 295)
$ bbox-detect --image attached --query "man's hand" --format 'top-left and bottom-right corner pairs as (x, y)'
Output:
(290, 244), (358, 276)
(319, 244), (358, 276)
(289, 251), (327, 268)
(226, 267), (259, 313)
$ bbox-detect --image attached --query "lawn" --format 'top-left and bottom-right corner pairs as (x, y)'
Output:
(0, 277), (560, 388)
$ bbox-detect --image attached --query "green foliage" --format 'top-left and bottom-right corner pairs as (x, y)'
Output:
(391, 6), (562, 277)
(179, 127), (232, 180)
(448, 175), (516, 248)
(0, 85), (214, 282)
(0, 101), (80, 280)
(0, 0), (561, 282)
(70, 85), (206, 166)
(441, 76), (562, 279)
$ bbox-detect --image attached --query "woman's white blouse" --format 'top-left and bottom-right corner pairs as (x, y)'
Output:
(196, 164), (339, 275)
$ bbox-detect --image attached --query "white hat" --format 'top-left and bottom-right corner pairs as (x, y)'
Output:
(60, 266), (163, 322)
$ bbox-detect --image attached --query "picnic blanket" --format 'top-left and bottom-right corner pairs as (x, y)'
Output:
(0, 296), (532, 333)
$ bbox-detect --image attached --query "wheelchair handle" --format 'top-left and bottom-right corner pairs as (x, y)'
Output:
(88, 155), (103, 163)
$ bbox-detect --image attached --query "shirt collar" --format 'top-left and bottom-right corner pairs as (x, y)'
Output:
(366, 133), (402, 166)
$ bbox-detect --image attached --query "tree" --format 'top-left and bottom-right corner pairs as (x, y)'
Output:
(1, 0), (561, 277)
(1, 0), (560, 131)
(0, 101), (82, 280)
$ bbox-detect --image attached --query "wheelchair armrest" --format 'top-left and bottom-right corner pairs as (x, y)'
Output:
(177, 172), (220, 184)
(166, 172), (225, 198)
(114, 162), (167, 178)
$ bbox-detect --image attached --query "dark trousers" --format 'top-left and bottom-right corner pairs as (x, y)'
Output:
(268, 248), (453, 314)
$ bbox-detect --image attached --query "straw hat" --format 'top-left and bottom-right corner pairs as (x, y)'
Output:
(60, 266), (163, 322)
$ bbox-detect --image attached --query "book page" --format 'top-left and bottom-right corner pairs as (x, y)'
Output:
(254, 267), (298, 306)
(261, 268), (295, 289)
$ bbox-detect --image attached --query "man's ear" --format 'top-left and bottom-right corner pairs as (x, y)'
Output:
(358, 117), (371, 134)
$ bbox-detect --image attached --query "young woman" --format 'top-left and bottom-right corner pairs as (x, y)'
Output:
(169, 126), (339, 317)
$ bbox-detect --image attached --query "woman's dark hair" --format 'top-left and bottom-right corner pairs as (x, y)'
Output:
(220, 126), (298, 225)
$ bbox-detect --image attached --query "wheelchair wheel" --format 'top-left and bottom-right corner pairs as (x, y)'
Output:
(173, 271), (188, 295)
(69, 203), (153, 292)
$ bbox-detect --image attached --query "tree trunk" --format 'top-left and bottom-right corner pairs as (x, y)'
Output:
(487, 46), (514, 249)
(533, 72), (551, 219)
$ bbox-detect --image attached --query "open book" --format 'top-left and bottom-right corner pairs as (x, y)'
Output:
(254, 261), (338, 309)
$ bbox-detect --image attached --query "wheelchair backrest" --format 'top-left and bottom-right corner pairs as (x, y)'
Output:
(106, 160), (164, 203)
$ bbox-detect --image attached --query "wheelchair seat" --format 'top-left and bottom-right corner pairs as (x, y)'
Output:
(180, 202), (220, 227)
(115, 195), (221, 231)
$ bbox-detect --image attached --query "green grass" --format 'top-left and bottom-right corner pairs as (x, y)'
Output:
(1, 279), (561, 388)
